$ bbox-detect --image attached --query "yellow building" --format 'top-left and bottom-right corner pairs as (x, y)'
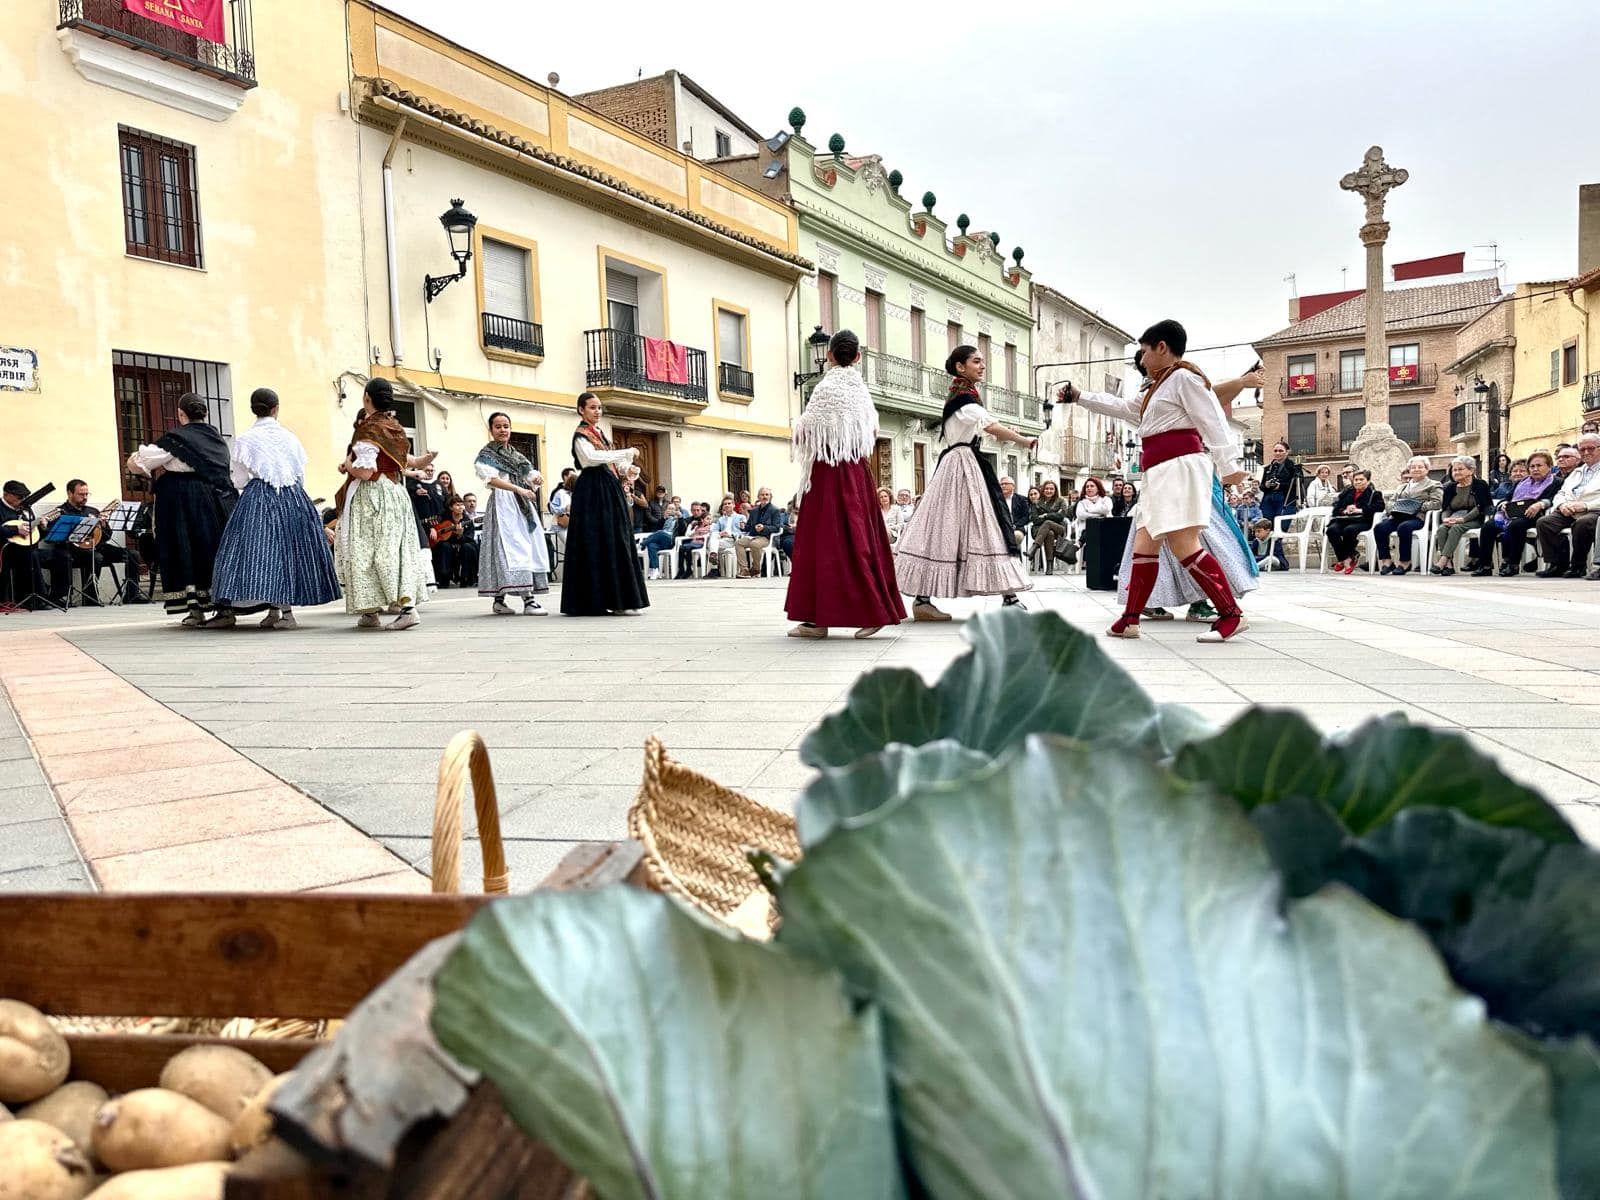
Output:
(343, 3), (810, 503)
(1, 0), (365, 509)
(1506, 275), (1598, 458)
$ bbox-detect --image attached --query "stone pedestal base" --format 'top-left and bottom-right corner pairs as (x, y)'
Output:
(1350, 424), (1411, 495)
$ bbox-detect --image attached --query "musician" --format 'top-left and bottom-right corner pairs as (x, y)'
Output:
(1, 480), (49, 609)
(430, 495), (479, 588)
(44, 480), (145, 606)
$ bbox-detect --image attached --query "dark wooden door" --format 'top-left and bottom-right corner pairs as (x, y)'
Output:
(725, 455), (750, 500)
(113, 363), (190, 500)
(872, 438), (893, 489)
(611, 429), (659, 491)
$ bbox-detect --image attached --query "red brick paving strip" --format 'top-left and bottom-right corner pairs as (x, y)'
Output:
(0, 631), (426, 893)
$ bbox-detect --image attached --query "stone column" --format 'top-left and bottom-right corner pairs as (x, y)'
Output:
(1339, 146), (1412, 492)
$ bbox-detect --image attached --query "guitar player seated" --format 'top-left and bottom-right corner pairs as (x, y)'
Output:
(1, 479), (50, 609)
(44, 479), (146, 606)
(430, 496), (479, 588)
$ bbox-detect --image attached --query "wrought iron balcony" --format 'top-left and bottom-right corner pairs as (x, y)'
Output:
(1060, 435), (1088, 468)
(1287, 422), (1439, 459)
(717, 361), (754, 398)
(59, 0), (256, 87)
(482, 312), (543, 358)
(1583, 371), (1600, 413)
(863, 349), (923, 397)
(1388, 363), (1438, 390)
(988, 385), (1021, 417)
(1023, 394), (1041, 421)
(583, 329), (707, 405)
(1449, 401), (1481, 439)
(1280, 373), (1336, 399)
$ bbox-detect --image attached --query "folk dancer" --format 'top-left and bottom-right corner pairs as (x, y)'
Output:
(125, 393), (239, 626)
(894, 345), (1034, 620)
(560, 392), (649, 616)
(335, 378), (433, 630)
(474, 411), (551, 615)
(1059, 319), (1250, 643)
(209, 388), (341, 629)
(784, 330), (905, 639)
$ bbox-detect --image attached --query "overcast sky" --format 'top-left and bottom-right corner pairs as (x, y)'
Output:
(386, 0), (1598, 380)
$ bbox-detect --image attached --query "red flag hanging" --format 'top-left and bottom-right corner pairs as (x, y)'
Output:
(122, 0), (226, 44)
(1388, 364), (1417, 384)
(1289, 373), (1317, 394)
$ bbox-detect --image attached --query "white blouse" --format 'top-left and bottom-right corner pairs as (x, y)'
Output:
(1076, 369), (1241, 476)
(230, 417), (307, 490)
(351, 442), (381, 471)
(944, 402), (995, 444)
(1074, 496), (1113, 520)
(128, 444), (194, 476)
(575, 439), (633, 469)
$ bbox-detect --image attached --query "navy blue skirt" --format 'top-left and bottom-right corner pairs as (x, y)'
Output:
(213, 479), (342, 608)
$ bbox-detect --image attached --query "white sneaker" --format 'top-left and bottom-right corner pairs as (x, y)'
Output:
(522, 598), (547, 616)
(491, 599), (513, 615)
(648, 568), (661, 581)
(386, 610), (420, 631)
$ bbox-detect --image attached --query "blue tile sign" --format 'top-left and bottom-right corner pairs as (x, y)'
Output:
(0, 347), (38, 391)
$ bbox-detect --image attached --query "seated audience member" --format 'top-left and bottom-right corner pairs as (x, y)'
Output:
(736, 489), (753, 515)
(999, 477), (1029, 546)
(1373, 456), (1443, 576)
(1338, 461), (1357, 490)
(708, 497), (743, 578)
(430, 496), (479, 587)
(1074, 477), (1112, 520)
(1233, 482), (1263, 531)
(1325, 469), (1384, 574)
(1429, 455), (1493, 575)
(1304, 464), (1339, 509)
(1029, 480), (1073, 571)
(640, 499), (682, 580)
(736, 487), (784, 577)
(1477, 452), (1559, 576)
(893, 489), (915, 528)
(434, 471), (459, 512)
(1248, 519), (1275, 564)
(1488, 453), (1515, 501)
(462, 492), (483, 533)
(777, 496), (799, 564)
(877, 487), (900, 543)
(43, 479), (145, 606)
(673, 502), (712, 579)
(1536, 433), (1600, 578)
(1112, 479), (1139, 517)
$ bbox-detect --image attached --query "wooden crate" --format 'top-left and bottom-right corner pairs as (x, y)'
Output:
(0, 842), (647, 1198)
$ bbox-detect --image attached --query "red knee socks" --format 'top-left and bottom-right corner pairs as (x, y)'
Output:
(1112, 554), (1161, 633)
(1181, 549), (1242, 636)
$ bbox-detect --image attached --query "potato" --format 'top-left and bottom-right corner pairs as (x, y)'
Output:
(158, 1045), (272, 1121)
(91, 1089), (231, 1172)
(0, 999), (71, 1104)
(228, 1072), (291, 1156)
(0, 1119), (95, 1200)
(21, 1081), (110, 1154)
(86, 1162), (226, 1200)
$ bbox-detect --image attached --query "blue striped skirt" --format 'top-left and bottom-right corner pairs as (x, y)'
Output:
(213, 479), (342, 608)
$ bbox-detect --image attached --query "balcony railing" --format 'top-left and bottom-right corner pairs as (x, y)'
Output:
(1285, 423), (1439, 459)
(863, 349), (923, 398)
(59, 0), (256, 86)
(1060, 436), (1088, 468)
(1389, 363), (1438, 390)
(1583, 371), (1600, 414)
(482, 312), (543, 358)
(717, 361), (754, 398)
(583, 329), (707, 404)
(1449, 402), (1481, 439)
(988, 385), (1021, 417)
(1023, 394), (1041, 421)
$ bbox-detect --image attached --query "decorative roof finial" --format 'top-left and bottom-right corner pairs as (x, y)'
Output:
(788, 106), (806, 135)
(921, 191), (937, 212)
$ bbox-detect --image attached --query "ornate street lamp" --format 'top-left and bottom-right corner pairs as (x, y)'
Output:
(794, 325), (831, 390)
(423, 198), (478, 303)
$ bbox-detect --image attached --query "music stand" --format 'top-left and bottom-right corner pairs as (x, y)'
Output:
(104, 503), (145, 602)
(0, 483), (60, 615)
(42, 516), (90, 609)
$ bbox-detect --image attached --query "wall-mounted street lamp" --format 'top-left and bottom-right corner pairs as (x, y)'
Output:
(793, 325), (830, 390)
(423, 198), (478, 303)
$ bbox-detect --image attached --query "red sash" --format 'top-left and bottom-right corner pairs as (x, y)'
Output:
(1140, 429), (1205, 472)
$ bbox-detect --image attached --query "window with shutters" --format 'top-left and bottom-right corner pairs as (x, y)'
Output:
(714, 129), (732, 157)
(607, 268), (640, 333)
(817, 271), (837, 334)
(1551, 349), (1561, 391)
(1338, 407), (1364, 449)
(119, 127), (201, 267)
(1564, 341), (1580, 387)
(714, 301), (753, 399)
(1285, 411), (1316, 454)
(478, 232), (543, 360)
(1339, 349), (1366, 392)
(910, 307), (925, 363)
(1005, 343), (1017, 390)
(1391, 402), (1421, 447)
(864, 290), (885, 352)
(948, 321), (962, 352)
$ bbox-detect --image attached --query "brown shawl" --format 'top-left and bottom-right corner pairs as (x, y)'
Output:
(334, 410), (411, 509)
(1140, 359), (1213, 414)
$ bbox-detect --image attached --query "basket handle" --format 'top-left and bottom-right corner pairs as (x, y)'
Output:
(432, 730), (510, 895)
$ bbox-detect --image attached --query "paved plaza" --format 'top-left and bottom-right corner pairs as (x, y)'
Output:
(4, 570), (1600, 893)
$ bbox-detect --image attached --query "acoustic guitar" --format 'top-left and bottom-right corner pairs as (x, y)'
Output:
(2, 504), (60, 548)
(426, 517), (457, 548)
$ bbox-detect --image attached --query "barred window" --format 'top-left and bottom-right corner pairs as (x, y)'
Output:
(119, 127), (202, 267)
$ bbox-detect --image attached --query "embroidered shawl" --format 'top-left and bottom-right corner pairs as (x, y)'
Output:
(476, 438), (537, 525)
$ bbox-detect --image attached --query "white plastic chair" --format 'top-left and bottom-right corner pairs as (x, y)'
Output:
(1283, 509), (1331, 573)
(760, 544), (788, 577)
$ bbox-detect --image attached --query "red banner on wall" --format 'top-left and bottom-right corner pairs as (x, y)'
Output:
(122, 0), (225, 44)
(1389, 364), (1417, 384)
(1289, 373), (1317, 394)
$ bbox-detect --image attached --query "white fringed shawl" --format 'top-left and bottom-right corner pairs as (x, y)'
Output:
(792, 365), (877, 497)
(232, 417), (308, 489)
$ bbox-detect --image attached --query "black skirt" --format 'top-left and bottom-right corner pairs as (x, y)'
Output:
(153, 472), (231, 610)
(560, 466), (649, 615)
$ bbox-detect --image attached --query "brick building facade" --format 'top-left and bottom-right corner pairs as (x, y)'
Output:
(1254, 277), (1498, 470)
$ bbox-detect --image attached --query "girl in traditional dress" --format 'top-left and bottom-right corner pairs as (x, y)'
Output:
(335, 378), (433, 630)
(560, 392), (648, 616)
(1060, 319), (1249, 642)
(209, 388), (341, 629)
(785, 330), (905, 639)
(474, 411), (550, 615)
(124, 392), (239, 627)
(894, 345), (1034, 620)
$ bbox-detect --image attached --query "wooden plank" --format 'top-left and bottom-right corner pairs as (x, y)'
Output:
(269, 843), (646, 1173)
(67, 1033), (316, 1094)
(0, 893), (489, 1019)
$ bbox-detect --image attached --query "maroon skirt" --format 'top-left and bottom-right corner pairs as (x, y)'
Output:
(785, 458), (907, 629)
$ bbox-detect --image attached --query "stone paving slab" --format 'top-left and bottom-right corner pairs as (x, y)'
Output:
(1, 569), (1597, 885)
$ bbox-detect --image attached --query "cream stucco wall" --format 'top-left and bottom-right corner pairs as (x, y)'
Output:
(0, 1), (364, 503)
(356, 124), (802, 502)
(1507, 282), (1595, 459)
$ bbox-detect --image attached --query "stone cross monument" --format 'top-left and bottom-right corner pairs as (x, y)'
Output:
(1339, 145), (1412, 492)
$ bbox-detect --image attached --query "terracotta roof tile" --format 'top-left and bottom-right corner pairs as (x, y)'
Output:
(1256, 278), (1500, 347)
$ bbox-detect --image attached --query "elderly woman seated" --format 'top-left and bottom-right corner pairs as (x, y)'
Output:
(1472, 451), (1562, 576)
(1429, 455), (1493, 575)
(1304, 463), (1340, 509)
(1325, 469), (1384, 574)
(1372, 456), (1443, 576)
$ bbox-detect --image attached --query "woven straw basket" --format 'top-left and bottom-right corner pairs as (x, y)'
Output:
(629, 737), (799, 936)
